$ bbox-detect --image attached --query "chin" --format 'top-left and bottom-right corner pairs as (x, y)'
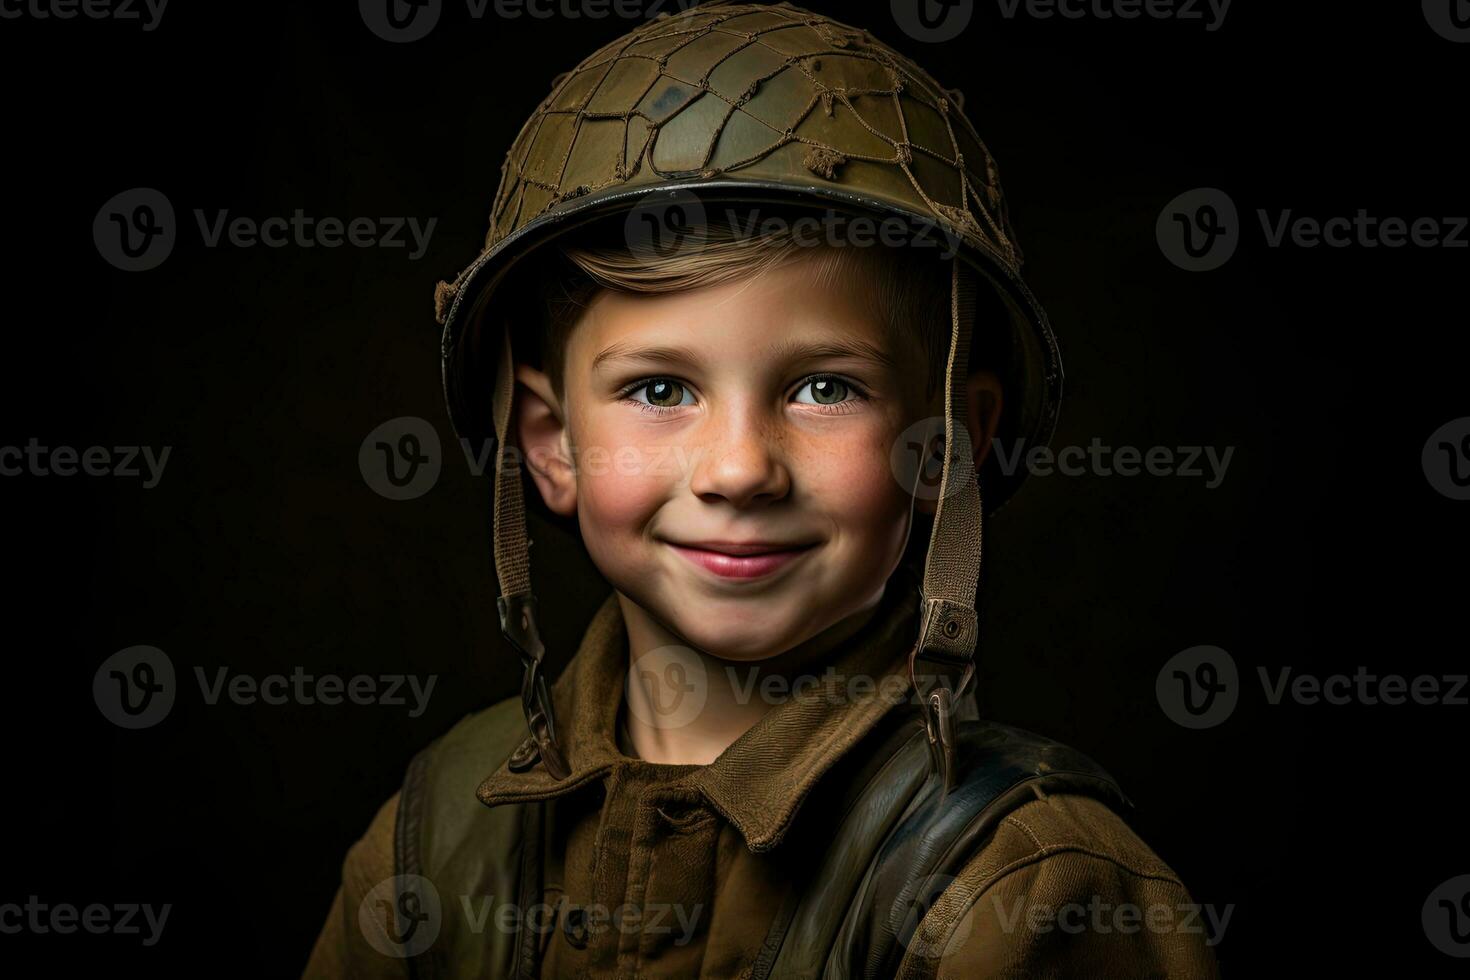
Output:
(646, 589), (812, 663)
(670, 602), (805, 664)
(594, 545), (800, 658)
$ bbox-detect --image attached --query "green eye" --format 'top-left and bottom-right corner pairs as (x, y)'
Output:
(794, 376), (852, 405)
(631, 378), (693, 408)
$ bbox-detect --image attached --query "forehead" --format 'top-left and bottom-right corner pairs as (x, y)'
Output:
(566, 253), (905, 370)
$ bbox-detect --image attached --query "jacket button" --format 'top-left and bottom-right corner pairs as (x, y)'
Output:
(563, 906), (589, 949)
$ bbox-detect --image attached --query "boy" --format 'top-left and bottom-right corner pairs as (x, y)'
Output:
(305, 3), (1220, 977)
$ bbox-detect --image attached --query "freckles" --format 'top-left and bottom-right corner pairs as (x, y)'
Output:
(572, 415), (680, 532)
(797, 426), (907, 521)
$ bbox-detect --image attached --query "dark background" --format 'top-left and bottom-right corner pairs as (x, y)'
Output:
(2, 0), (1465, 974)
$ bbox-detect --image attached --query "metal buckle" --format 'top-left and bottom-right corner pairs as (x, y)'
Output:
(498, 592), (570, 780)
(908, 641), (975, 798)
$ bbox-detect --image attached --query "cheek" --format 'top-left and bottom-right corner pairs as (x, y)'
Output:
(797, 422), (909, 531)
(571, 413), (678, 539)
(578, 468), (665, 536)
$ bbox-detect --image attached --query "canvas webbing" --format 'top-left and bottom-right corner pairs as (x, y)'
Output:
(491, 319), (570, 780)
(910, 257), (983, 794)
(492, 320), (531, 599)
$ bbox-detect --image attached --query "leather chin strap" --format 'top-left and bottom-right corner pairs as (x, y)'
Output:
(489, 257), (983, 790)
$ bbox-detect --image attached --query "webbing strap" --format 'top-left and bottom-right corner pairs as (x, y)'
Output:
(491, 318), (570, 780)
(492, 320), (531, 598)
(910, 258), (983, 794)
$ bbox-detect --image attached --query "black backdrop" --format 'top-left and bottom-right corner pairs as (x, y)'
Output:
(3, 0), (1467, 974)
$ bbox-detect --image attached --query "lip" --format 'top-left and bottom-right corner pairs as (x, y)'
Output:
(664, 540), (819, 580)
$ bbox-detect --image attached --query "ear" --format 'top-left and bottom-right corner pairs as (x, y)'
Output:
(916, 369), (1003, 515)
(513, 363), (577, 518)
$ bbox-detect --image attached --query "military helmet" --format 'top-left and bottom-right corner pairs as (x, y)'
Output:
(433, 0), (1063, 792)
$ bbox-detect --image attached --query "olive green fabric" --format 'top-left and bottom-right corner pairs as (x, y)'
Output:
(407, 695), (535, 978)
(302, 578), (1220, 978)
(467, 0), (1020, 262)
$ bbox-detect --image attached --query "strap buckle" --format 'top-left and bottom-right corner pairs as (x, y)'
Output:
(498, 592), (571, 780)
(909, 599), (978, 797)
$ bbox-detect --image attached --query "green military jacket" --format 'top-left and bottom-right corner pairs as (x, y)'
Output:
(304, 573), (1221, 978)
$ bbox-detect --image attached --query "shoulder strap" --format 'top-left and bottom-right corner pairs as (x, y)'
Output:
(393, 697), (546, 980)
(842, 720), (1130, 978)
(747, 707), (931, 980)
(754, 712), (1130, 979)
(395, 747), (434, 980)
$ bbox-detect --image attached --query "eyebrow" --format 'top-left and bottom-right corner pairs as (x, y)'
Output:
(591, 341), (706, 373)
(590, 336), (897, 373)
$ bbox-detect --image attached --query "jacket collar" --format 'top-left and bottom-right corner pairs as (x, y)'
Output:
(477, 569), (922, 852)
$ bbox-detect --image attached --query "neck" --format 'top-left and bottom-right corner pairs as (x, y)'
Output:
(616, 587), (888, 765)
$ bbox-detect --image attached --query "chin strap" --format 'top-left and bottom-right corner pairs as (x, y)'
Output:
(909, 257), (983, 799)
(490, 317), (570, 780)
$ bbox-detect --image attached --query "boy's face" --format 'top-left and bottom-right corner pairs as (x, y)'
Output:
(516, 252), (995, 662)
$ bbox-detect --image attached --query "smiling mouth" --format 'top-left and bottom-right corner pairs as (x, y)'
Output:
(663, 540), (819, 580)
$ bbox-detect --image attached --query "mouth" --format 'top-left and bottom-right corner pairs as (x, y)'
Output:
(662, 539), (820, 580)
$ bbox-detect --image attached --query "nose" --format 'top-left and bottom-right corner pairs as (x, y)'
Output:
(688, 406), (791, 509)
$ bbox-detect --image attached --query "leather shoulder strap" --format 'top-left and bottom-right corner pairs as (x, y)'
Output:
(756, 714), (1129, 979)
(748, 708), (932, 980)
(394, 696), (546, 980)
(841, 720), (1130, 978)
